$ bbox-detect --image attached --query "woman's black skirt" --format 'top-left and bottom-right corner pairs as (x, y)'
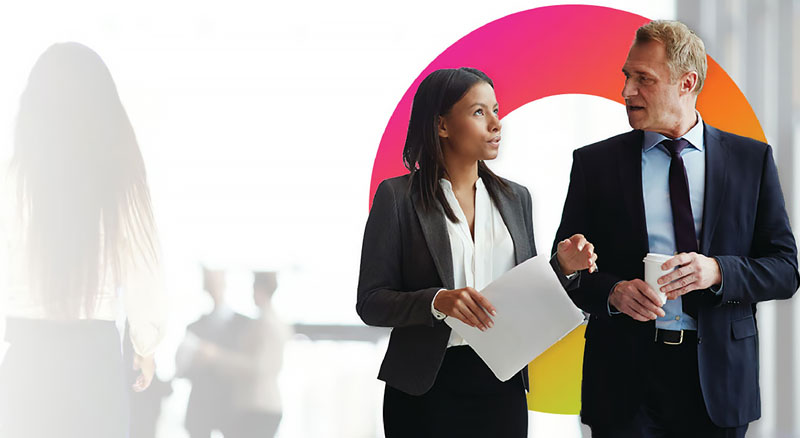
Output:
(383, 345), (528, 437)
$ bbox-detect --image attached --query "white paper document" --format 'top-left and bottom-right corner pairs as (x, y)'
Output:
(445, 255), (585, 381)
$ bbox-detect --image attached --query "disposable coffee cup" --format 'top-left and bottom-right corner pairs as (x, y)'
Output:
(643, 253), (674, 306)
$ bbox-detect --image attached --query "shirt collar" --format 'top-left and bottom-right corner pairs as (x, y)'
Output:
(439, 176), (485, 192)
(642, 111), (705, 153)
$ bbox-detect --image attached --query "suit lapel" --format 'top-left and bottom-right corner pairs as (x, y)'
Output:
(616, 125), (726, 256)
(618, 130), (650, 255)
(699, 125), (728, 254)
(493, 187), (531, 264)
(411, 188), (455, 290)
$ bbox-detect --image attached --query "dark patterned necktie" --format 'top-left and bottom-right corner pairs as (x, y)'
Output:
(662, 138), (699, 318)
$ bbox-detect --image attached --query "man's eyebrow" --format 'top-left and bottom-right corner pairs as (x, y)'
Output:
(622, 67), (652, 76)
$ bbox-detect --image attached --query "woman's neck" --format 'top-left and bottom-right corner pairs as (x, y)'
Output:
(443, 153), (479, 192)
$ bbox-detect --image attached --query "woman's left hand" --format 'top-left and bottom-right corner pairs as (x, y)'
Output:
(556, 233), (598, 275)
(132, 354), (155, 392)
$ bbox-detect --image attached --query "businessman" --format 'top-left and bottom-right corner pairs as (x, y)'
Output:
(553, 20), (799, 437)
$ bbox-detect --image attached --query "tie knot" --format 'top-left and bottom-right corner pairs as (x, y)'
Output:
(662, 138), (691, 157)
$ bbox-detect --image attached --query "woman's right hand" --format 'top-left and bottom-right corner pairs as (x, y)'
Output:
(433, 287), (496, 331)
(132, 354), (155, 392)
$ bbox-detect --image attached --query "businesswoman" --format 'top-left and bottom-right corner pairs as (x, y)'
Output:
(0, 43), (166, 437)
(356, 67), (597, 437)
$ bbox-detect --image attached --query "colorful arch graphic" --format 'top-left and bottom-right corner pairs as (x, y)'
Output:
(368, 5), (765, 414)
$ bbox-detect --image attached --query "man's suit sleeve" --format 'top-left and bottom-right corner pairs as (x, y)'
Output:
(552, 149), (624, 318)
(356, 180), (440, 328)
(714, 145), (800, 304)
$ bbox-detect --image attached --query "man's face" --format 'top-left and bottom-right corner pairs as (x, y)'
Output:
(621, 40), (684, 134)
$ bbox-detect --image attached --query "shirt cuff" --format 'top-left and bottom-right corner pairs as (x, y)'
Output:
(710, 256), (724, 295)
(608, 281), (624, 316)
(550, 252), (579, 280)
(431, 288), (447, 320)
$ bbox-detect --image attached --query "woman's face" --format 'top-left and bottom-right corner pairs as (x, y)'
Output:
(438, 81), (501, 163)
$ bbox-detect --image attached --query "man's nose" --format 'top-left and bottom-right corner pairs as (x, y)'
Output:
(622, 78), (637, 100)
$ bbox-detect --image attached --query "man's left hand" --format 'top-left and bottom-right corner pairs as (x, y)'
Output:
(657, 252), (721, 300)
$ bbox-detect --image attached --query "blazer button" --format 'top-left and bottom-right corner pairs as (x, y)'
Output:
(697, 336), (702, 344)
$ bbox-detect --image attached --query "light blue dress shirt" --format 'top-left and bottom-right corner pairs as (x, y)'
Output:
(641, 113), (706, 331)
(607, 112), (723, 329)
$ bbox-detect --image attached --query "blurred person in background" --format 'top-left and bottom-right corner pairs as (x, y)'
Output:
(175, 266), (250, 438)
(223, 270), (292, 438)
(0, 42), (167, 438)
(193, 271), (292, 438)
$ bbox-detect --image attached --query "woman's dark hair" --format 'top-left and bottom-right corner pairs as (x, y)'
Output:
(10, 42), (160, 319)
(402, 67), (510, 222)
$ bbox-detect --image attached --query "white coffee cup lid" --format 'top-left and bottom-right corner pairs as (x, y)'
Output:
(643, 253), (673, 263)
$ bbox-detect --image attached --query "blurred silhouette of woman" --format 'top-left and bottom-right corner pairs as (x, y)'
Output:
(0, 42), (166, 438)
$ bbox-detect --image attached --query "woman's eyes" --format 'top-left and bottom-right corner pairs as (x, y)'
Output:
(473, 108), (499, 116)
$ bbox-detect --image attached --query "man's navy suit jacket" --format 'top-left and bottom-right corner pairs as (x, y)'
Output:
(553, 124), (799, 428)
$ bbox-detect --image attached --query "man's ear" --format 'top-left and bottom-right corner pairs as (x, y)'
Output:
(437, 115), (448, 138)
(680, 71), (699, 95)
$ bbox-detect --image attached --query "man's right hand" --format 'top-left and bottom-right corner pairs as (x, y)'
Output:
(609, 279), (666, 321)
(433, 287), (496, 331)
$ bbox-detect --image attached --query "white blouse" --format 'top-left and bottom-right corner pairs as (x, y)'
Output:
(0, 166), (166, 358)
(437, 177), (516, 347)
